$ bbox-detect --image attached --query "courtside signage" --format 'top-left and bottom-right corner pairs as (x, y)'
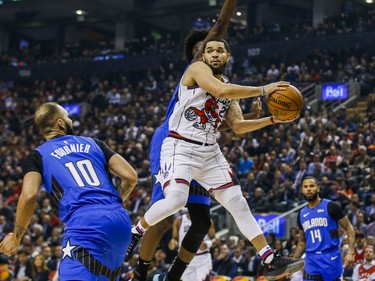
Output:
(254, 214), (286, 238)
(322, 83), (348, 101)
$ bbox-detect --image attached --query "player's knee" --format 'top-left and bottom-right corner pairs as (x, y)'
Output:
(225, 193), (249, 210)
(166, 193), (187, 213)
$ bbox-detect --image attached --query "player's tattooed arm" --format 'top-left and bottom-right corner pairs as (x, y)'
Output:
(219, 98), (262, 131)
(108, 154), (138, 201)
(339, 216), (356, 267)
(14, 225), (26, 240)
(117, 182), (135, 201)
(293, 229), (306, 258)
(339, 216), (355, 253)
(219, 99), (243, 132)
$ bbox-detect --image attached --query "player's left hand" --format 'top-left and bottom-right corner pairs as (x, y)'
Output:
(251, 98), (262, 118)
(273, 114), (300, 123)
(0, 233), (21, 256)
(344, 252), (355, 268)
(264, 81), (290, 95)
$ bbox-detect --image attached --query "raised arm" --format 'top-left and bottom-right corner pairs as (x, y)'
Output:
(0, 171), (42, 256)
(108, 154), (138, 201)
(193, 0), (237, 61)
(338, 216), (355, 267)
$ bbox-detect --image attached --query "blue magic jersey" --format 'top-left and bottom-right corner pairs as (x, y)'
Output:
(299, 199), (341, 253)
(30, 135), (122, 223)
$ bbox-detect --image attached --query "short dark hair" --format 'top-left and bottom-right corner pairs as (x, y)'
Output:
(202, 37), (230, 53)
(184, 29), (209, 62)
(302, 176), (319, 186)
(34, 102), (62, 135)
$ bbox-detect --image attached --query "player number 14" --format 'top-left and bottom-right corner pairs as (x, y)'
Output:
(65, 159), (100, 187)
(311, 229), (322, 243)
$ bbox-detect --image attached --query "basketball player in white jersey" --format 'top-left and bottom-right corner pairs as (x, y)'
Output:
(132, 37), (304, 281)
(168, 211), (216, 281)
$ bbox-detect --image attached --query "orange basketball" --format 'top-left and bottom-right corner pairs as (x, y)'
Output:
(267, 85), (303, 121)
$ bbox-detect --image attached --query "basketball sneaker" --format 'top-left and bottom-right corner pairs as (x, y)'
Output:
(124, 232), (143, 262)
(262, 253), (305, 280)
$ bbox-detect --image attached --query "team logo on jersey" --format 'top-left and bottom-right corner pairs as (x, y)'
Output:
(62, 239), (77, 260)
(317, 209), (324, 213)
(161, 162), (172, 179)
(184, 97), (221, 130)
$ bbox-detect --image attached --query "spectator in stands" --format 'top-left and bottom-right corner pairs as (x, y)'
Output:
(354, 231), (367, 264)
(248, 187), (268, 213)
(213, 244), (237, 278)
(31, 254), (50, 281)
(366, 193), (375, 218)
(352, 245), (375, 281)
(13, 249), (32, 280)
(238, 152), (254, 178)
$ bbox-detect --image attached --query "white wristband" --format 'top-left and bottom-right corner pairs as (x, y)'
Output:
(204, 240), (213, 249)
(261, 86), (266, 97)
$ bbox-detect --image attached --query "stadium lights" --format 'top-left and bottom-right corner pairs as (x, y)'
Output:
(75, 10), (85, 15)
(236, 11), (242, 16)
(365, 0), (373, 3)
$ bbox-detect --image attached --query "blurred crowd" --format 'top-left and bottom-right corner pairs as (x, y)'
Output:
(0, 6), (374, 281)
(0, 7), (374, 68)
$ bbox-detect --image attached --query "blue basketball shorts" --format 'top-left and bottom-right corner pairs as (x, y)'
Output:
(304, 247), (342, 281)
(59, 204), (131, 281)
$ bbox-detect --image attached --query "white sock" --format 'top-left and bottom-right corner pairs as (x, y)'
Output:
(259, 245), (274, 264)
(132, 221), (147, 235)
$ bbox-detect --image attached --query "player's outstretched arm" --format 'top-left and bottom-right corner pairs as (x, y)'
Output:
(108, 154), (138, 201)
(193, 0), (237, 61)
(224, 100), (298, 134)
(0, 171), (42, 256)
(338, 216), (355, 267)
(293, 229), (306, 258)
(186, 62), (290, 100)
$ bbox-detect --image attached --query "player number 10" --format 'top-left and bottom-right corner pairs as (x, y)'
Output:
(65, 159), (100, 187)
(311, 229), (322, 243)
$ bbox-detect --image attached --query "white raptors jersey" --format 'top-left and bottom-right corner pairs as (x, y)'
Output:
(179, 214), (209, 255)
(169, 76), (231, 144)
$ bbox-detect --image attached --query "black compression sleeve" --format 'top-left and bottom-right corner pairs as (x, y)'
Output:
(22, 150), (43, 176)
(93, 138), (116, 162)
(327, 201), (345, 221)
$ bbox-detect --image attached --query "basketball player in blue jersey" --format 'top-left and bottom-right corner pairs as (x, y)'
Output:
(294, 176), (356, 281)
(0, 103), (138, 281)
(130, 37), (304, 281)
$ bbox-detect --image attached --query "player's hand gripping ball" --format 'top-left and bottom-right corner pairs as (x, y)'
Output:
(267, 85), (303, 121)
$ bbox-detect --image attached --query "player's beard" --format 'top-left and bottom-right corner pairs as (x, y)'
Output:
(303, 192), (318, 202)
(205, 61), (227, 75)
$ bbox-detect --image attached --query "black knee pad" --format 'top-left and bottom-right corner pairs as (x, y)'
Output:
(188, 203), (211, 234)
(181, 203), (211, 253)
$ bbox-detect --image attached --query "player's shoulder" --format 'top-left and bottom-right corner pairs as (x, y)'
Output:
(188, 60), (208, 71)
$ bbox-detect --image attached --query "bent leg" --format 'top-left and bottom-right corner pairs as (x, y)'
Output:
(213, 186), (268, 251)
